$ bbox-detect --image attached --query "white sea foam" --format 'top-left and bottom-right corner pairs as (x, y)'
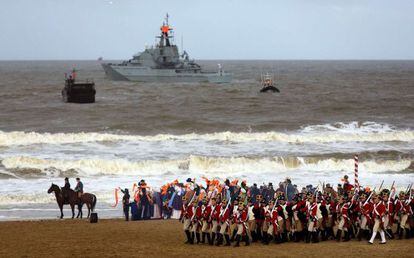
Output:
(0, 122), (412, 147)
(2, 155), (411, 177)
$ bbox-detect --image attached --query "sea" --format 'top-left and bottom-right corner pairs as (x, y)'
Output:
(0, 60), (413, 220)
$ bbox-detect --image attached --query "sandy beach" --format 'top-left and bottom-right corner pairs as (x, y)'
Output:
(0, 219), (413, 258)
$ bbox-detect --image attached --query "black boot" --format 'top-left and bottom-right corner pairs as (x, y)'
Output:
(282, 232), (288, 243)
(206, 233), (212, 245)
(262, 232), (269, 245)
(336, 230), (342, 242)
(398, 228), (403, 239)
(364, 229), (370, 241)
(234, 235), (241, 247)
(191, 232), (195, 243)
(201, 232), (206, 244)
(215, 233), (222, 246)
(224, 234), (231, 246)
(251, 231), (257, 242)
(312, 232), (319, 243)
(321, 229), (327, 241)
(406, 228), (411, 239)
(195, 232), (201, 244)
(211, 232), (216, 245)
(245, 235), (250, 246)
(267, 233), (273, 244)
(185, 230), (193, 244)
(343, 231), (350, 242)
(231, 229), (237, 241)
(329, 228), (335, 240)
(257, 227), (263, 241)
(357, 229), (362, 241)
(294, 231), (300, 242)
(306, 232), (311, 243)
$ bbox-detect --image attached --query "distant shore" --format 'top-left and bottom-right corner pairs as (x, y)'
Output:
(0, 219), (413, 258)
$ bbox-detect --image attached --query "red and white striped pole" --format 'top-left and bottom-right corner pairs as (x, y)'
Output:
(354, 154), (359, 191)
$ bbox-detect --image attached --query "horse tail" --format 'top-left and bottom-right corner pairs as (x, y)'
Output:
(92, 195), (97, 212)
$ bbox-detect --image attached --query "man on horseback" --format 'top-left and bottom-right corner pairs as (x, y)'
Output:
(62, 177), (71, 204)
(75, 177), (84, 199)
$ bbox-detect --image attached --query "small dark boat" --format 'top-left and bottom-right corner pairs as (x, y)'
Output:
(260, 85), (280, 93)
(62, 70), (96, 103)
(259, 73), (280, 93)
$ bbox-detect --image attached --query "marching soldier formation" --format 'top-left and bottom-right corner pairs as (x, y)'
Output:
(178, 176), (413, 247)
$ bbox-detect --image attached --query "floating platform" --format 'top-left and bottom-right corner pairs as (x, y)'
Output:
(62, 79), (96, 103)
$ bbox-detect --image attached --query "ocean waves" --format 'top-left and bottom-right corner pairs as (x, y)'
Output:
(1, 155), (412, 178)
(0, 122), (413, 147)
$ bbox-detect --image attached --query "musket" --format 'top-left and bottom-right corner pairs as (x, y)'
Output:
(405, 183), (412, 194)
(406, 183), (413, 205)
(378, 180), (384, 191)
(363, 187), (377, 206)
(219, 199), (231, 217)
(389, 181), (396, 199)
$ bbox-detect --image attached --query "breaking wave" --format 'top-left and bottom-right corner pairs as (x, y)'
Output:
(2, 155), (412, 178)
(0, 122), (412, 147)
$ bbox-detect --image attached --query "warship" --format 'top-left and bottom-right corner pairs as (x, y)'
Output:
(101, 14), (232, 83)
(62, 70), (96, 103)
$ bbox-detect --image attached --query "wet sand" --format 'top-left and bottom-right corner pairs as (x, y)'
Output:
(0, 219), (413, 258)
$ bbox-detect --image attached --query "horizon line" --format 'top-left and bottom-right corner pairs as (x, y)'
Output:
(1, 58), (414, 62)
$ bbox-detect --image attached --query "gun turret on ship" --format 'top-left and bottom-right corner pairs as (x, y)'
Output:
(101, 14), (232, 83)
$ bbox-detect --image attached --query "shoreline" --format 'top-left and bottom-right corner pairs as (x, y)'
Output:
(0, 219), (413, 258)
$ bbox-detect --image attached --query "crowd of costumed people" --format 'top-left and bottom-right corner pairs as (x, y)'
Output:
(113, 172), (413, 247)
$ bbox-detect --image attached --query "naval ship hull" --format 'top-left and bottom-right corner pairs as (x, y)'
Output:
(102, 63), (232, 83)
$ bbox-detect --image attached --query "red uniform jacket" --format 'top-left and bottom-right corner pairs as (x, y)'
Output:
(202, 205), (212, 221)
(210, 204), (221, 221)
(336, 203), (349, 219)
(360, 201), (373, 220)
(181, 203), (194, 219)
(402, 200), (413, 215)
(306, 203), (318, 221)
(235, 209), (248, 224)
(194, 206), (203, 221)
(372, 201), (386, 220)
(220, 204), (232, 223)
(394, 199), (403, 215)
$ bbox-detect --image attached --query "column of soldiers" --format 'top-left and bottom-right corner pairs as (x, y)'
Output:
(179, 178), (413, 247)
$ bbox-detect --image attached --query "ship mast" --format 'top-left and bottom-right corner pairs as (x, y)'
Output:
(159, 13), (173, 47)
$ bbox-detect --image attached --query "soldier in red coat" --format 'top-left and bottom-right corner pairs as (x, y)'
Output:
(209, 197), (221, 245)
(253, 196), (266, 242)
(291, 194), (306, 242)
(381, 190), (395, 239)
(335, 195), (350, 241)
(180, 195), (194, 244)
(200, 198), (212, 244)
(357, 192), (373, 241)
(369, 194), (387, 244)
(192, 199), (203, 244)
(216, 198), (232, 246)
(399, 191), (413, 239)
(306, 194), (319, 243)
(234, 202), (250, 247)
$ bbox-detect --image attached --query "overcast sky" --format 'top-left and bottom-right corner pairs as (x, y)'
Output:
(0, 0), (413, 60)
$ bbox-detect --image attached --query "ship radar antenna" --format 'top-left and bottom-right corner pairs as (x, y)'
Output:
(165, 13), (169, 25)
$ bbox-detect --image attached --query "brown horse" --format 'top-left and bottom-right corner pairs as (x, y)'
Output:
(47, 183), (97, 219)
